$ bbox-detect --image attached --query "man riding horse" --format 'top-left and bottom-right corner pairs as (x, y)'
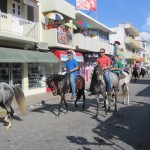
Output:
(89, 48), (112, 97)
(111, 55), (123, 77)
(63, 51), (78, 99)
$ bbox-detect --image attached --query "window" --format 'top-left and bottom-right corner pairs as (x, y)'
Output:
(0, 0), (7, 13)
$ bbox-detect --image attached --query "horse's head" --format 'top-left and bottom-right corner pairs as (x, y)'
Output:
(93, 66), (103, 83)
(46, 75), (58, 96)
(95, 66), (104, 82)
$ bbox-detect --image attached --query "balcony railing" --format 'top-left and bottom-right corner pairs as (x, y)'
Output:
(42, 29), (75, 49)
(74, 33), (114, 54)
(57, 32), (73, 45)
(0, 11), (39, 42)
(125, 37), (140, 50)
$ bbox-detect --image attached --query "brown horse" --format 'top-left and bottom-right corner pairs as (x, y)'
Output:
(46, 74), (85, 116)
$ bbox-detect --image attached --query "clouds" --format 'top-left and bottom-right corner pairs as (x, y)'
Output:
(141, 32), (150, 41)
(143, 14), (150, 31)
(142, 14), (150, 42)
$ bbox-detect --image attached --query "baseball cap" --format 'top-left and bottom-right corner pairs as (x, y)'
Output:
(67, 51), (73, 55)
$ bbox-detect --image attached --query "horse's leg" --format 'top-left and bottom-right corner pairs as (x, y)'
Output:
(95, 94), (100, 118)
(126, 85), (129, 105)
(122, 84), (126, 104)
(104, 94), (109, 116)
(4, 105), (13, 130)
(0, 102), (9, 123)
(64, 95), (68, 114)
(82, 89), (86, 110)
(57, 95), (63, 116)
(75, 91), (79, 108)
(114, 90), (117, 111)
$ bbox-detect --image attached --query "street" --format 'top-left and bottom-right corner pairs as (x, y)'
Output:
(0, 77), (150, 150)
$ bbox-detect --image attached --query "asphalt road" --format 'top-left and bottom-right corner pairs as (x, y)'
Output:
(0, 77), (150, 150)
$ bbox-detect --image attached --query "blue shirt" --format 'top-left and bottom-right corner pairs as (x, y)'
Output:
(65, 59), (78, 75)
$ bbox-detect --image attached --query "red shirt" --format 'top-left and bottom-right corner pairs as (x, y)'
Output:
(96, 55), (110, 68)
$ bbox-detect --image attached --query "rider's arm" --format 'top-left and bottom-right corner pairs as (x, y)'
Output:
(70, 66), (78, 72)
(70, 59), (78, 72)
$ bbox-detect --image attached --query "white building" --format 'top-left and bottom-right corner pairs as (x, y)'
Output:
(135, 35), (150, 66)
(109, 23), (140, 67)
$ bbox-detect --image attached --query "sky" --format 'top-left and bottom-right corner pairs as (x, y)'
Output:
(66, 0), (150, 42)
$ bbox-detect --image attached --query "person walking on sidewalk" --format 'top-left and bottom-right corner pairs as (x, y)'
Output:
(63, 51), (78, 99)
(89, 48), (112, 96)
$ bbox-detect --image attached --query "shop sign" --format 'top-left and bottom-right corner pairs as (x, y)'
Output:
(60, 54), (84, 62)
(60, 54), (68, 61)
(76, 56), (84, 62)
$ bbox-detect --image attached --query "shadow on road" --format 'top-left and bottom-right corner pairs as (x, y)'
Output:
(135, 85), (150, 97)
(66, 101), (150, 150)
(130, 78), (150, 84)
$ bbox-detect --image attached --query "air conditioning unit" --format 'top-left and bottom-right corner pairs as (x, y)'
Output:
(36, 42), (49, 51)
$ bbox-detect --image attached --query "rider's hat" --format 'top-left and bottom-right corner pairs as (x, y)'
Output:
(67, 51), (73, 55)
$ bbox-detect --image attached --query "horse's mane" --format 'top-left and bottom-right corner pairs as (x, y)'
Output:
(92, 66), (99, 82)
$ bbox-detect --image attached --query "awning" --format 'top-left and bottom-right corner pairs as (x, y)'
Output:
(33, 51), (59, 63)
(0, 47), (59, 63)
(23, 0), (38, 7)
(54, 50), (84, 62)
(0, 48), (26, 63)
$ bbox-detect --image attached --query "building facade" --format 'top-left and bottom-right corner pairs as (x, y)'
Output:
(109, 23), (141, 67)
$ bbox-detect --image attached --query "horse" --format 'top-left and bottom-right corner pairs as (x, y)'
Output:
(92, 66), (119, 117)
(119, 68), (132, 105)
(139, 68), (146, 78)
(0, 82), (25, 129)
(46, 74), (85, 116)
(93, 66), (131, 118)
(132, 67), (140, 82)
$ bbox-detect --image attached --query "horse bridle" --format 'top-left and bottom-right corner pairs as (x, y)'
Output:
(50, 81), (57, 93)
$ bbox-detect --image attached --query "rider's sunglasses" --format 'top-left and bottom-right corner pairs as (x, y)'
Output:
(100, 51), (104, 53)
(67, 54), (72, 56)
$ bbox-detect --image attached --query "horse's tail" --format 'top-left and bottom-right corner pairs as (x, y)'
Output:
(12, 86), (26, 114)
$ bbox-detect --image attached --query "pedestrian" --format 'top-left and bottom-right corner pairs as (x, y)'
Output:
(89, 48), (112, 96)
(63, 51), (78, 99)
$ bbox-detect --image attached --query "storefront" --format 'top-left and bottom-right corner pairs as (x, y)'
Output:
(54, 50), (84, 76)
(0, 47), (59, 96)
(84, 52), (99, 82)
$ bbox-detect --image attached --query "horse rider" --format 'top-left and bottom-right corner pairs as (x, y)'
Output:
(63, 51), (78, 99)
(89, 48), (112, 96)
(111, 55), (123, 77)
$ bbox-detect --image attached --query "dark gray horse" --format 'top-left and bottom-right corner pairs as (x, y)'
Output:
(93, 66), (132, 118)
(0, 82), (25, 129)
(92, 66), (119, 117)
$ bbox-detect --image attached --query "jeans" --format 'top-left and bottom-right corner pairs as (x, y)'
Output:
(103, 70), (112, 93)
(70, 73), (77, 96)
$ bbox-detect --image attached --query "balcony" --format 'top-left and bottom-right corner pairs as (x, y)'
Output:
(74, 33), (114, 55)
(0, 12), (39, 43)
(42, 28), (75, 49)
(41, 0), (75, 20)
(124, 23), (139, 36)
(125, 37), (140, 50)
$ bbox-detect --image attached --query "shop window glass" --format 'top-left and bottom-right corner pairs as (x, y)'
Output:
(28, 63), (45, 89)
(12, 63), (22, 88)
(0, 63), (9, 84)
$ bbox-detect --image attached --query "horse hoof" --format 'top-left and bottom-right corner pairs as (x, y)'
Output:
(5, 126), (11, 131)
